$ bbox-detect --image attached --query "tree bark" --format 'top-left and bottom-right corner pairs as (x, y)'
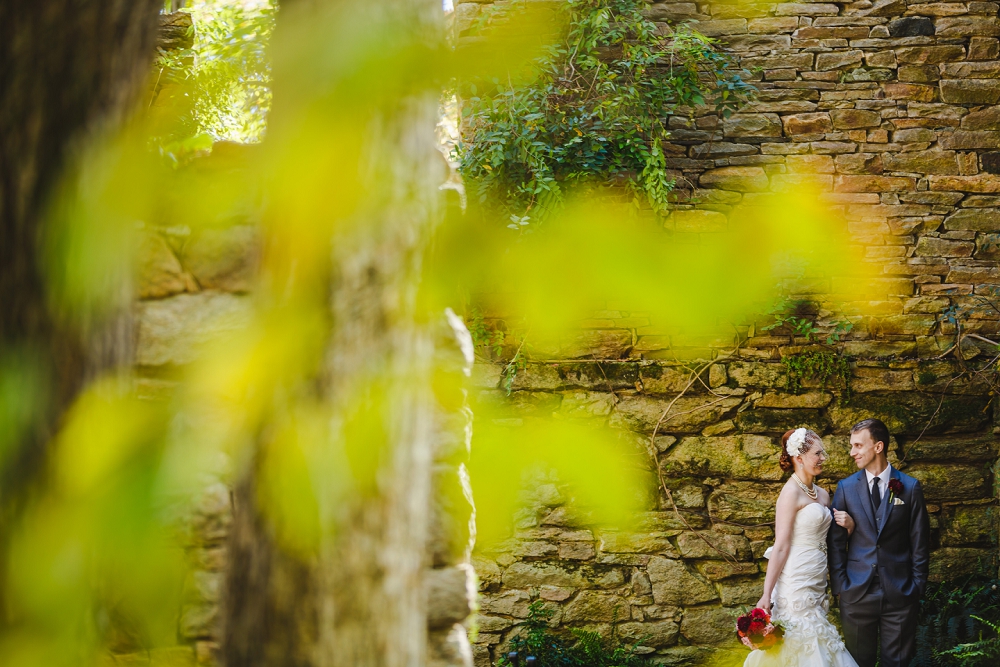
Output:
(0, 0), (161, 619)
(222, 1), (475, 665)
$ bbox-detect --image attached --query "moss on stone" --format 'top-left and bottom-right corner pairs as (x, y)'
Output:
(902, 434), (998, 462)
(707, 481), (783, 524)
(728, 361), (788, 388)
(660, 435), (783, 481)
(928, 547), (997, 582)
(734, 408), (828, 434)
(906, 463), (991, 502)
(610, 395), (743, 433)
(828, 391), (990, 435)
(940, 505), (997, 546)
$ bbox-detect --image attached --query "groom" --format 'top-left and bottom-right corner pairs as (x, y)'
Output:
(828, 418), (930, 667)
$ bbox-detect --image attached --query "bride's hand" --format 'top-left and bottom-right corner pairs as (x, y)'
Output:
(833, 507), (855, 536)
(755, 595), (771, 611)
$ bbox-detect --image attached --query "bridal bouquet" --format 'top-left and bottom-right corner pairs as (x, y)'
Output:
(735, 608), (784, 651)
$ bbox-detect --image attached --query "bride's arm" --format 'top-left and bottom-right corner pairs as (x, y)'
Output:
(755, 485), (798, 611)
(828, 482), (850, 598)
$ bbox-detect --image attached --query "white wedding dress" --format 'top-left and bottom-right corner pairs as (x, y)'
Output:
(743, 502), (858, 667)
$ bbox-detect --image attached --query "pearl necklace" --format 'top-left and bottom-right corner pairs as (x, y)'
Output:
(792, 472), (818, 500)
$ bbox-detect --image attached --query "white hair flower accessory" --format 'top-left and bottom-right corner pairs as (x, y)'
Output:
(786, 428), (808, 457)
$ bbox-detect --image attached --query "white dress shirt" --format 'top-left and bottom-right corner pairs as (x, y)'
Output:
(866, 463), (892, 500)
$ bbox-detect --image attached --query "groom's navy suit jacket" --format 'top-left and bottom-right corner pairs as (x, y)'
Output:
(827, 467), (930, 607)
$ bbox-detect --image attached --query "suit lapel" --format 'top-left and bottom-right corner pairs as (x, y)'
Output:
(877, 467), (897, 539)
(854, 470), (877, 532)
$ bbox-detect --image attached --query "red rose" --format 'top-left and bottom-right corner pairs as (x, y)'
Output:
(749, 620), (766, 635)
(750, 607), (769, 622)
(889, 478), (903, 495)
(737, 616), (752, 633)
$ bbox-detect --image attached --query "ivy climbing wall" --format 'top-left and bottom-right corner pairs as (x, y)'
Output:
(453, 0), (1000, 665)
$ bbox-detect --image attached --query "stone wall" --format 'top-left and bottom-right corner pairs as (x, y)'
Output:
(454, 0), (1000, 665)
(470, 359), (997, 666)
(133, 156), (255, 662)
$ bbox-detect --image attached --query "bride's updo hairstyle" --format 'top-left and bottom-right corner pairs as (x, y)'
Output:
(779, 428), (823, 472)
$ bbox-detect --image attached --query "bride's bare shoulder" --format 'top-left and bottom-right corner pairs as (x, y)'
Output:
(775, 480), (804, 513)
(777, 478), (797, 497)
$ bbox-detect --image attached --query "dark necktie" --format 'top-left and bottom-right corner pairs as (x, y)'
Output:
(872, 478), (882, 511)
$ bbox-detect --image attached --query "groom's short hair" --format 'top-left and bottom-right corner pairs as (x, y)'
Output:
(851, 418), (890, 449)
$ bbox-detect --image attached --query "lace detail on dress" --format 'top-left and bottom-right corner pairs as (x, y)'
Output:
(773, 591), (828, 616)
(772, 593), (850, 662)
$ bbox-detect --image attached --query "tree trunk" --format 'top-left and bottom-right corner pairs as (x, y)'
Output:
(222, 1), (475, 665)
(0, 0), (161, 619)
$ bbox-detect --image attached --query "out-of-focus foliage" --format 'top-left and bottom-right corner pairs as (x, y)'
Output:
(152, 0), (274, 160)
(456, 0), (756, 221)
(470, 420), (649, 546)
(7, 378), (183, 664)
(431, 186), (872, 354)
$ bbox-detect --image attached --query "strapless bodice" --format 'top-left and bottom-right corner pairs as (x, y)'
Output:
(790, 502), (832, 553)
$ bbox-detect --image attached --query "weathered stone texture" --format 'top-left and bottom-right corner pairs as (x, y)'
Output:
(137, 292), (253, 367)
(181, 225), (258, 292)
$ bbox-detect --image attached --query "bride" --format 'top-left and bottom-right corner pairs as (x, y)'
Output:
(744, 428), (859, 667)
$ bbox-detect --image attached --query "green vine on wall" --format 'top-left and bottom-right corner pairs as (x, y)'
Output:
(469, 307), (505, 358)
(759, 299), (854, 399)
(456, 0), (756, 222)
(761, 298), (854, 345)
(783, 350), (852, 400)
(468, 307), (527, 394)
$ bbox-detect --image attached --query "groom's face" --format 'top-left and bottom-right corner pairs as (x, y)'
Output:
(849, 429), (882, 469)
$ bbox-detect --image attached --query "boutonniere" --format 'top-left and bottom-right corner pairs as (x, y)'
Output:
(888, 478), (904, 505)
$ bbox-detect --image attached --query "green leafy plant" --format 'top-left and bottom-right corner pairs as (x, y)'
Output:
(917, 578), (1000, 667)
(497, 600), (647, 667)
(937, 616), (1000, 667)
(782, 350), (851, 398)
(761, 299), (853, 345)
(456, 0), (756, 221)
(762, 313), (817, 340)
(467, 308), (527, 394)
(469, 307), (506, 359)
(500, 341), (528, 395)
(153, 1), (275, 160)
